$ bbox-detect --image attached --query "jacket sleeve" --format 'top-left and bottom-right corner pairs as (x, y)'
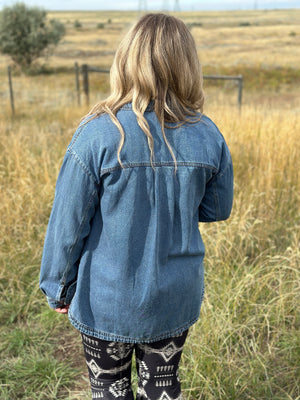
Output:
(39, 149), (99, 309)
(199, 141), (233, 222)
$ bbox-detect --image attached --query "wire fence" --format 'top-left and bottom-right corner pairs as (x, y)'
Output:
(79, 63), (243, 109)
(2, 63), (243, 117)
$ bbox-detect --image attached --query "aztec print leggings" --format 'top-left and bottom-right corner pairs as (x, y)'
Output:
(81, 330), (188, 400)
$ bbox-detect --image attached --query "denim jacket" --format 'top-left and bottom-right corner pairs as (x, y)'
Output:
(39, 104), (233, 343)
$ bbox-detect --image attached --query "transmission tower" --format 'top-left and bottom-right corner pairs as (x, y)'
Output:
(138, 0), (179, 13)
(138, 0), (147, 12)
(174, 0), (180, 11)
(162, 0), (169, 11)
(162, 0), (180, 12)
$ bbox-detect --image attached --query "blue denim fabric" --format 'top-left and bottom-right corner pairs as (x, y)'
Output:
(39, 103), (233, 343)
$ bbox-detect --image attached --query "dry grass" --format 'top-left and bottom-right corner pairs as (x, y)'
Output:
(1, 102), (298, 399)
(0, 8), (299, 400)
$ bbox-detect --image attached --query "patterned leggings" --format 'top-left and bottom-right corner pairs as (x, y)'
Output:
(81, 330), (188, 400)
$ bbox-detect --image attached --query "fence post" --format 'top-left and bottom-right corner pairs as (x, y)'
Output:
(74, 62), (81, 106)
(203, 75), (243, 109)
(82, 64), (89, 106)
(237, 75), (243, 111)
(7, 66), (15, 116)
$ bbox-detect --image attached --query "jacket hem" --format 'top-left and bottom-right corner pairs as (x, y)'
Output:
(68, 311), (200, 343)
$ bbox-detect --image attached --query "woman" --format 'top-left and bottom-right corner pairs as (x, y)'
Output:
(40, 13), (233, 400)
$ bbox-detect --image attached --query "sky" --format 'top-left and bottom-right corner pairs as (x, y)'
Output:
(0, 0), (299, 11)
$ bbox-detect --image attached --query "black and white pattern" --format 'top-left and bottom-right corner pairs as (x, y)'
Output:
(91, 392), (104, 399)
(136, 386), (148, 399)
(154, 365), (176, 387)
(138, 341), (185, 363)
(109, 377), (131, 398)
(107, 342), (133, 361)
(86, 358), (132, 378)
(157, 392), (183, 400)
(81, 330), (188, 400)
(82, 333), (102, 358)
(138, 360), (151, 387)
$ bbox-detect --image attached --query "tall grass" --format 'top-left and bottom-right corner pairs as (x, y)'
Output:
(0, 109), (85, 399)
(0, 8), (299, 399)
(180, 104), (299, 400)
(0, 100), (299, 399)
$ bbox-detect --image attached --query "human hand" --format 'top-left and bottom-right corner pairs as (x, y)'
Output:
(55, 305), (70, 314)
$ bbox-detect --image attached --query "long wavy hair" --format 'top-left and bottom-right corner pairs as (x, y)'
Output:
(87, 13), (204, 168)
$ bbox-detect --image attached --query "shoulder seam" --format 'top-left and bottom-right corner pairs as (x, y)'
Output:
(69, 124), (84, 148)
(67, 148), (98, 185)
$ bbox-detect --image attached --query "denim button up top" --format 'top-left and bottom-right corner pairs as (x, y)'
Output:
(40, 104), (233, 343)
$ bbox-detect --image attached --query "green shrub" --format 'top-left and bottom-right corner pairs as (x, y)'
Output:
(0, 2), (65, 70)
(187, 22), (202, 29)
(74, 19), (82, 29)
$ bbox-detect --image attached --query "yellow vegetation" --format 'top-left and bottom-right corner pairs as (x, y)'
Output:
(0, 8), (299, 400)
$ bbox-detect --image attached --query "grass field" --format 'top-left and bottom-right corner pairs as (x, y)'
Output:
(0, 8), (299, 400)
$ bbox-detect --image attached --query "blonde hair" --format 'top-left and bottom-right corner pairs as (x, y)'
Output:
(87, 13), (204, 168)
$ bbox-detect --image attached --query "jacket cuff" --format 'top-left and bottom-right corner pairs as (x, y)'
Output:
(47, 296), (65, 309)
(43, 281), (77, 309)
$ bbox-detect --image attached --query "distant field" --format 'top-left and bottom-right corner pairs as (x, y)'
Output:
(45, 9), (300, 69)
(0, 8), (300, 116)
(0, 9), (299, 400)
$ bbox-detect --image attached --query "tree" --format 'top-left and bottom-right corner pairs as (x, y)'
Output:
(0, 2), (65, 69)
